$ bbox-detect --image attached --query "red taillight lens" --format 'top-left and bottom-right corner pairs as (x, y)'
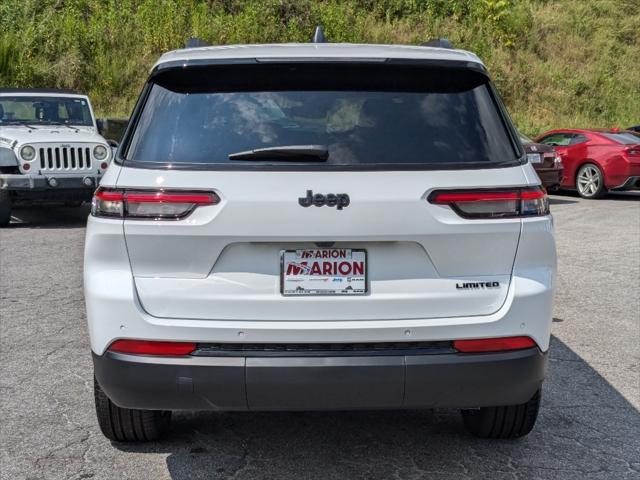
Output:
(91, 187), (219, 219)
(108, 340), (196, 356)
(453, 336), (537, 353)
(125, 192), (215, 204)
(430, 191), (519, 203)
(429, 187), (549, 218)
(625, 147), (640, 156)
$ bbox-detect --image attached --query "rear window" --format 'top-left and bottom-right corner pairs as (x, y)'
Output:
(124, 64), (520, 169)
(602, 132), (640, 144)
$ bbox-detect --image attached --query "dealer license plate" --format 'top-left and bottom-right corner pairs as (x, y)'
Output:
(527, 153), (542, 164)
(281, 249), (367, 296)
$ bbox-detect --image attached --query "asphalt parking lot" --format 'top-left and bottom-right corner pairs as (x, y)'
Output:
(1, 192), (638, 480)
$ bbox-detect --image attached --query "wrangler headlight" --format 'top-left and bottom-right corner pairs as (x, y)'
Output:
(20, 145), (36, 161)
(93, 145), (108, 161)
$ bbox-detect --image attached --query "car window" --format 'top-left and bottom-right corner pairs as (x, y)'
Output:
(539, 133), (573, 146)
(570, 134), (588, 145)
(602, 133), (640, 144)
(124, 63), (520, 170)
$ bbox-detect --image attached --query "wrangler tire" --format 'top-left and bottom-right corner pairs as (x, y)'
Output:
(0, 190), (11, 227)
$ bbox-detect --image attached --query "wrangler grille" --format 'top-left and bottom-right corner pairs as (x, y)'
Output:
(38, 145), (94, 172)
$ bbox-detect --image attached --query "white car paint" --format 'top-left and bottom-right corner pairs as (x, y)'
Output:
(85, 44), (556, 357)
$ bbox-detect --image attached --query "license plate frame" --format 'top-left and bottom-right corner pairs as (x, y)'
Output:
(280, 248), (368, 296)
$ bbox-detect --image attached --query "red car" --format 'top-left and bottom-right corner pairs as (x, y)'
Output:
(535, 129), (640, 198)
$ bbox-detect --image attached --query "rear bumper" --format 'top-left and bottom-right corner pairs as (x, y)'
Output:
(606, 162), (640, 190)
(534, 167), (563, 189)
(93, 347), (546, 411)
(611, 176), (640, 191)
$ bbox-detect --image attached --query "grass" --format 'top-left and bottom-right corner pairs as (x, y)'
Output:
(0, 0), (638, 136)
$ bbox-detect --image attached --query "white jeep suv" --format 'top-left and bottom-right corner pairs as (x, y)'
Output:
(85, 40), (556, 442)
(0, 89), (111, 226)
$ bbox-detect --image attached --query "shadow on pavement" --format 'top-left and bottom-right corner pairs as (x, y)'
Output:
(551, 190), (640, 202)
(605, 191), (640, 201)
(6, 205), (90, 229)
(113, 336), (640, 479)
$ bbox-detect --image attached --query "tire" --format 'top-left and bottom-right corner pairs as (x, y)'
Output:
(94, 377), (171, 442)
(461, 389), (541, 439)
(576, 163), (606, 199)
(0, 190), (11, 227)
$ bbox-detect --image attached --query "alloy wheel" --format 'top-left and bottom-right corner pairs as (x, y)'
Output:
(577, 165), (602, 197)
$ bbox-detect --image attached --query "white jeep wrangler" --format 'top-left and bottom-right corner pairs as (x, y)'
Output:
(0, 88), (112, 226)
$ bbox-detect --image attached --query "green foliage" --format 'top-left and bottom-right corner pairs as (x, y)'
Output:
(0, 0), (637, 135)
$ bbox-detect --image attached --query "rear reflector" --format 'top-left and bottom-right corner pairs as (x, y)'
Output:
(92, 187), (219, 220)
(453, 336), (537, 353)
(108, 340), (196, 356)
(429, 187), (549, 218)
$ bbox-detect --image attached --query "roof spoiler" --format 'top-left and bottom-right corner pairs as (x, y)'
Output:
(186, 37), (209, 48)
(420, 38), (454, 49)
(312, 25), (327, 43)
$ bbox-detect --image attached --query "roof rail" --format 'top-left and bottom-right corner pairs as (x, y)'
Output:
(421, 38), (454, 49)
(186, 37), (209, 48)
(312, 25), (327, 43)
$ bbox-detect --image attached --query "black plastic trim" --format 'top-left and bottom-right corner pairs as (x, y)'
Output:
(93, 347), (546, 411)
(487, 82), (524, 159)
(0, 174), (99, 191)
(114, 158), (525, 171)
(116, 82), (152, 164)
(150, 57), (259, 76)
(192, 341), (455, 357)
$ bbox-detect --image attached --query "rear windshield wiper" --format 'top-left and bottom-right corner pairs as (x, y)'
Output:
(228, 145), (329, 162)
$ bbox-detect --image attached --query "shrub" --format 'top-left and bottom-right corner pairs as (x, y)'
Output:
(0, 0), (637, 135)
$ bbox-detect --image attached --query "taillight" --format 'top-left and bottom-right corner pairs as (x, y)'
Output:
(108, 339), (196, 356)
(453, 336), (537, 353)
(625, 147), (640, 157)
(428, 187), (549, 218)
(91, 187), (220, 219)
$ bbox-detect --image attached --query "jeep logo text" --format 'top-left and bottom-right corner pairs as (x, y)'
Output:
(298, 190), (350, 210)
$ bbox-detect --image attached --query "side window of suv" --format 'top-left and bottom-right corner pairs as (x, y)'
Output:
(539, 133), (573, 147)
